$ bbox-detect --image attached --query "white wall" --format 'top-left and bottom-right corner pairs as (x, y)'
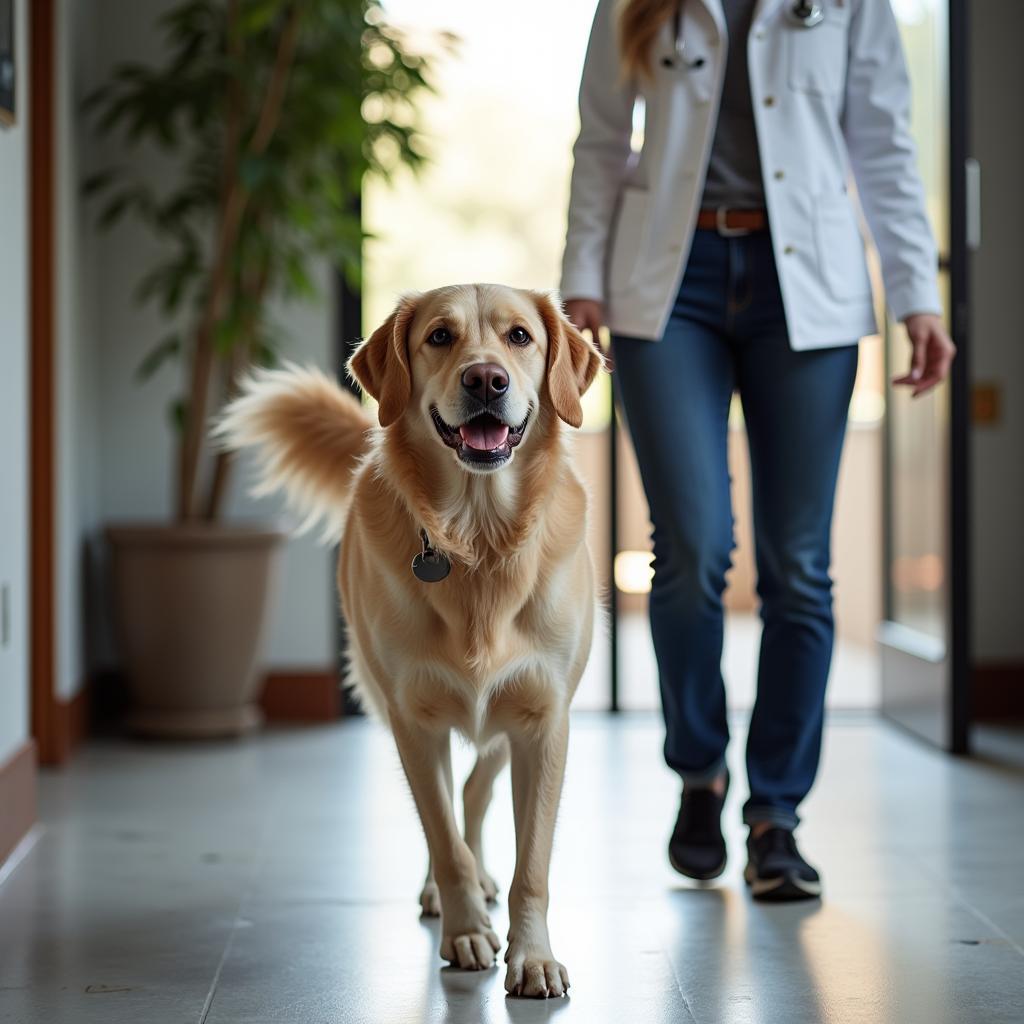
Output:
(85, 0), (335, 670)
(0, 0), (30, 763)
(969, 2), (1024, 664)
(55, 0), (102, 701)
(224, 275), (338, 667)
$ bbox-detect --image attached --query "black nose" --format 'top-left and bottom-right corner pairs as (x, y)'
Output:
(461, 362), (509, 404)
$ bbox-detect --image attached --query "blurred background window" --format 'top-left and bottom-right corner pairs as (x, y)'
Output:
(361, 0), (948, 712)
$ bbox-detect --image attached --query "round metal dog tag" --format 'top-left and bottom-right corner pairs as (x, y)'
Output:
(412, 550), (451, 583)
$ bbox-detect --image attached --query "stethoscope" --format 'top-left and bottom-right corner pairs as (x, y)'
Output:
(662, 1), (824, 70)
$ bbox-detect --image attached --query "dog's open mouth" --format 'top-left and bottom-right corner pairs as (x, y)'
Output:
(430, 407), (531, 466)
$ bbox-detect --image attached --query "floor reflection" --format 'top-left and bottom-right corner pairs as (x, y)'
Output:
(2, 718), (1022, 1023)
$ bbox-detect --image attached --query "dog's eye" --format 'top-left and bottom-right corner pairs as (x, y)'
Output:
(427, 327), (452, 347)
(508, 326), (531, 346)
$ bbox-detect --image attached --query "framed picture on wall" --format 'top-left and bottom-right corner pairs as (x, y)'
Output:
(0, 0), (13, 127)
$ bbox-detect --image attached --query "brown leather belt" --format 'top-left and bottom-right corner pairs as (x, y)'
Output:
(696, 208), (769, 235)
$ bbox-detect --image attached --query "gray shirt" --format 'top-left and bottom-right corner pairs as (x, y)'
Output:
(700, 0), (765, 209)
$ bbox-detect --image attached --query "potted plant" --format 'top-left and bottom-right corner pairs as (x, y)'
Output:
(86, 0), (434, 736)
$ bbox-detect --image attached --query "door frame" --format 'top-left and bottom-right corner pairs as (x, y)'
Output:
(947, 0), (971, 755)
(879, 0), (971, 754)
(29, 0), (63, 765)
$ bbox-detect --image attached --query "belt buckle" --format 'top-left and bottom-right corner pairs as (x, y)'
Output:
(716, 207), (752, 238)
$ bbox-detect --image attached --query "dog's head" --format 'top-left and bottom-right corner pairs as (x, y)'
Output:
(348, 285), (603, 473)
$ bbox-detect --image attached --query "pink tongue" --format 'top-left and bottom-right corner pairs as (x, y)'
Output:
(459, 419), (510, 451)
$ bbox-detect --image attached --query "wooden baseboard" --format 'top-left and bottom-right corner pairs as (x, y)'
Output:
(973, 662), (1024, 721)
(75, 668), (342, 733)
(260, 670), (341, 721)
(34, 685), (91, 767)
(38, 686), (91, 766)
(0, 742), (37, 869)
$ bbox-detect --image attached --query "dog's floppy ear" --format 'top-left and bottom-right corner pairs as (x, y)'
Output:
(533, 291), (604, 429)
(347, 293), (420, 427)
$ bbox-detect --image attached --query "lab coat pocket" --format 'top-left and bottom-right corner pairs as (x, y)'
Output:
(814, 196), (872, 301)
(608, 186), (650, 294)
(787, 15), (849, 96)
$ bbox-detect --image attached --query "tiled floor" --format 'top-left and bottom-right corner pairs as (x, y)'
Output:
(1, 714), (1022, 1023)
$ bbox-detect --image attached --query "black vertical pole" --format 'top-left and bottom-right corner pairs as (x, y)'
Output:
(608, 381), (620, 712)
(335, 201), (365, 718)
(336, 270), (363, 391)
(948, 0), (970, 755)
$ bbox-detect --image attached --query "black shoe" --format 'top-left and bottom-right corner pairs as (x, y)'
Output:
(667, 769), (729, 880)
(744, 827), (822, 901)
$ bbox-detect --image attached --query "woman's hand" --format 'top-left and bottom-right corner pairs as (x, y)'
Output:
(894, 313), (957, 397)
(564, 298), (614, 371)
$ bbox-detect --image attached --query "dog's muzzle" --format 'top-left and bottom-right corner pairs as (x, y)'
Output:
(430, 405), (531, 468)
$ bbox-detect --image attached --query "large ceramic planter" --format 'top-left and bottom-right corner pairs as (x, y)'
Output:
(107, 523), (285, 738)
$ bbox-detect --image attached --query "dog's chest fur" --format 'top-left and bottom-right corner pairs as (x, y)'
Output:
(339, 446), (592, 742)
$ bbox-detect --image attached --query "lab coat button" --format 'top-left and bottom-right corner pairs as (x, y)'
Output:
(774, 170), (785, 180)
(783, 245), (796, 255)
(764, 95), (776, 107)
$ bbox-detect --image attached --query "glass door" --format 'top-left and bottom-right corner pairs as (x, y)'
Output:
(879, 0), (970, 751)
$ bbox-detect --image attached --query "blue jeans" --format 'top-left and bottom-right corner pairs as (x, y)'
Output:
(611, 228), (858, 829)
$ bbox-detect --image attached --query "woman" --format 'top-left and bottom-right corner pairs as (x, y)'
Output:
(561, 0), (955, 901)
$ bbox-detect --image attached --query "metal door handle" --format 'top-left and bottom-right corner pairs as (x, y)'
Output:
(965, 157), (981, 252)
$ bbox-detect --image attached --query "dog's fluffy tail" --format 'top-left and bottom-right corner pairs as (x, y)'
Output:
(215, 363), (374, 541)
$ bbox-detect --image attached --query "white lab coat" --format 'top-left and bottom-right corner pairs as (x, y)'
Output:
(559, 0), (943, 348)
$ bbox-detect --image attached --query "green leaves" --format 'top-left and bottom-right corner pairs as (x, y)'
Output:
(136, 334), (181, 382)
(168, 396), (189, 434)
(238, 0), (283, 35)
(238, 153), (274, 190)
(83, 0), (437, 417)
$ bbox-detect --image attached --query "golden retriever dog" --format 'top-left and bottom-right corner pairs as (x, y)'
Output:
(219, 284), (603, 998)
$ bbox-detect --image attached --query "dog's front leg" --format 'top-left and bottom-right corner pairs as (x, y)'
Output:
(505, 714), (570, 998)
(390, 714), (501, 970)
(418, 733), (453, 918)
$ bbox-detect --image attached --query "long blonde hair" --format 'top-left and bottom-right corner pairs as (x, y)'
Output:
(617, 0), (678, 82)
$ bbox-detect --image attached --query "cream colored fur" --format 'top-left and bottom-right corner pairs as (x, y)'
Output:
(219, 284), (604, 998)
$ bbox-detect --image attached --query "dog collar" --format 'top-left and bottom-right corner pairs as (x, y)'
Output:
(412, 528), (451, 583)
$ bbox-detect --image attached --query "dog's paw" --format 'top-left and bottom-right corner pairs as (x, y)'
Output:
(477, 866), (500, 904)
(419, 879), (441, 918)
(440, 927), (501, 970)
(504, 949), (570, 998)
(439, 883), (501, 969)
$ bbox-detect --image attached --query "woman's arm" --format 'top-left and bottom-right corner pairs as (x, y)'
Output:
(841, 0), (940, 321)
(841, 0), (954, 394)
(560, 0), (638, 308)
